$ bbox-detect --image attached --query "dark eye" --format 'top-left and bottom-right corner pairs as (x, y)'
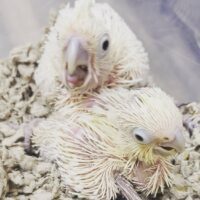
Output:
(135, 134), (144, 142)
(102, 40), (109, 51)
(99, 33), (110, 57)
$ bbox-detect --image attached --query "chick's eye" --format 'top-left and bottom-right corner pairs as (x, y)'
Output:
(135, 134), (144, 142)
(133, 128), (154, 144)
(99, 33), (110, 56)
(102, 39), (109, 51)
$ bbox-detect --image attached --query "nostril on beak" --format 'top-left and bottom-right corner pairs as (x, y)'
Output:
(163, 137), (170, 141)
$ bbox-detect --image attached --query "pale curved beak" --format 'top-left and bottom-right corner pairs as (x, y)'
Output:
(65, 37), (89, 75)
(159, 130), (185, 153)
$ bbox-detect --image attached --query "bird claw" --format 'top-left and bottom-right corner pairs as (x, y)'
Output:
(23, 118), (42, 156)
(116, 175), (144, 200)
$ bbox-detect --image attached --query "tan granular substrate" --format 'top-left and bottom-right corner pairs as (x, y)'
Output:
(0, 20), (200, 200)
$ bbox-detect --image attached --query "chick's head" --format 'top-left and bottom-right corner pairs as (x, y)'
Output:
(91, 87), (185, 195)
(35, 0), (149, 96)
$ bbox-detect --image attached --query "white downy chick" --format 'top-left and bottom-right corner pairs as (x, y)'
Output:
(34, 0), (149, 99)
(32, 87), (184, 200)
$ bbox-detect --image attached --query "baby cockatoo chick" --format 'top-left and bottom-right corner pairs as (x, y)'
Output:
(32, 87), (184, 200)
(34, 0), (149, 98)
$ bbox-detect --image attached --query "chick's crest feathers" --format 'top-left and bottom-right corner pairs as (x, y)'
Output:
(74, 0), (95, 18)
(91, 87), (182, 137)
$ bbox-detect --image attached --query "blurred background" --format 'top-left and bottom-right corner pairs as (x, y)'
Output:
(0, 0), (200, 102)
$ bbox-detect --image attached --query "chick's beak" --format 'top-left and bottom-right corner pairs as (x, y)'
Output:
(159, 130), (185, 153)
(64, 37), (89, 87)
